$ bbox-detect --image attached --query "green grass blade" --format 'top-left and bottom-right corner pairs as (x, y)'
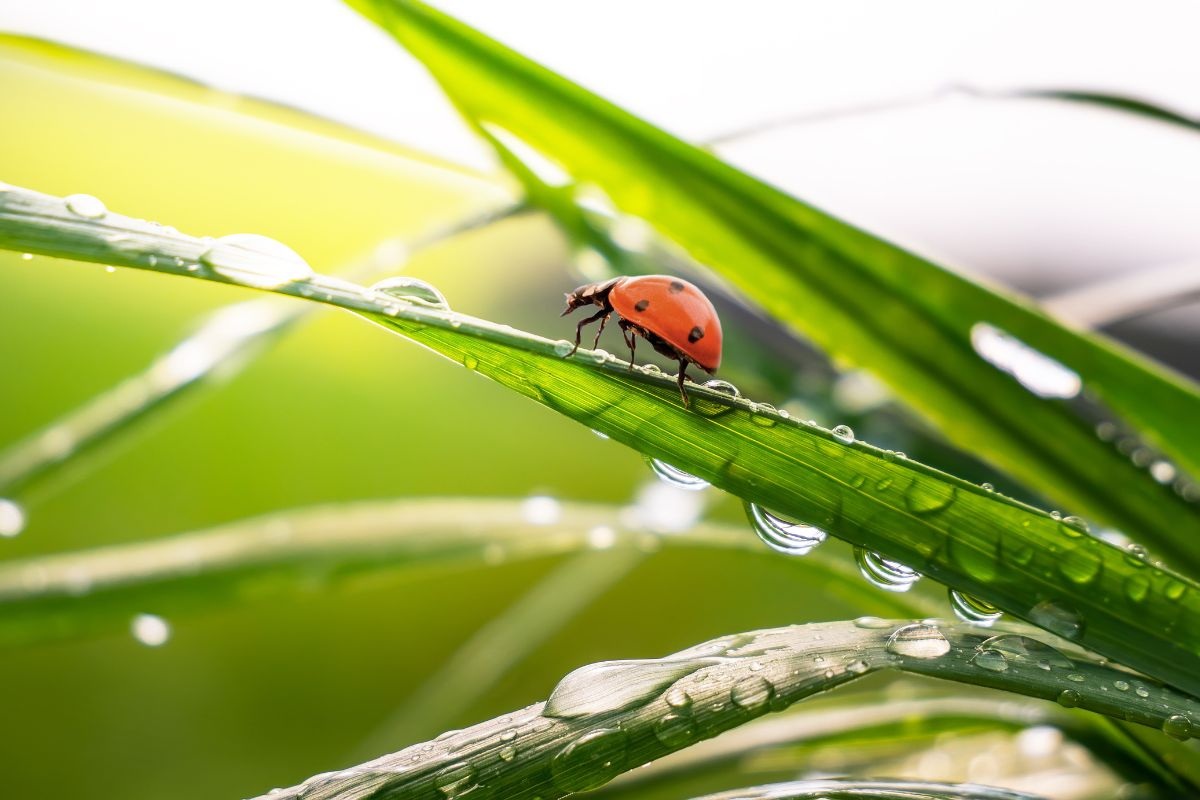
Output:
(246, 620), (1198, 800)
(686, 779), (1041, 800)
(344, 0), (1200, 569)
(1, 182), (1198, 695)
(0, 497), (928, 648)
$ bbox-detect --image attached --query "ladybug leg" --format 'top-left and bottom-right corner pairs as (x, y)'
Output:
(568, 308), (608, 357)
(591, 313), (610, 349)
(677, 360), (691, 408)
(618, 319), (637, 369)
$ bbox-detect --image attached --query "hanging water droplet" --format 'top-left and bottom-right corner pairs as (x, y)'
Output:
(979, 634), (1073, 669)
(433, 762), (479, 798)
(550, 728), (628, 792)
(544, 657), (720, 718)
(744, 502), (826, 556)
(831, 424), (855, 444)
(65, 193), (107, 219)
(1124, 573), (1150, 603)
(949, 589), (1003, 625)
(647, 458), (709, 491)
(971, 648), (1009, 672)
(131, 613), (171, 647)
(730, 675), (774, 711)
(854, 547), (921, 592)
(0, 498), (26, 537)
(1028, 601), (1084, 640)
(1162, 714), (1194, 741)
(370, 276), (450, 309)
(886, 623), (950, 659)
(200, 233), (314, 289)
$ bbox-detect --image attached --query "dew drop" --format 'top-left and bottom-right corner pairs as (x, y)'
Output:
(1162, 714), (1194, 741)
(498, 745), (516, 762)
(981, 482), (995, 493)
(702, 379), (739, 397)
(550, 728), (627, 792)
(979, 634), (1074, 669)
(854, 547), (921, 592)
(1058, 540), (1103, 585)
(521, 495), (562, 526)
(831, 424), (855, 444)
(553, 339), (574, 356)
(1056, 689), (1081, 708)
(647, 459), (709, 491)
(903, 481), (957, 516)
(971, 648), (1009, 672)
(131, 613), (171, 647)
(0, 498), (27, 537)
(664, 687), (692, 710)
(433, 762), (478, 798)
(65, 193), (107, 219)
(1135, 685), (1150, 698)
(1066, 672), (1085, 683)
(854, 616), (896, 630)
(544, 658), (719, 718)
(1124, 543), (1149, 566)
(21, 252), (33, 261)
(653, 714), (697, 748)
(949, 589), (1003, 625)
(1059, 515), (1090, 534)
(1113, 680), (1130, 691)
(886, 623), (951, 659)
(744, 502), (826, 556)
(1150, 461), (1177, 484)
(971, 322), (1081, 398)
(730, 675), (774, 711)
(1164, 580), (1188, 602)
(463, 355), (479, 371)
(1028, 601), (1085, 640)
(200, 233), (314, 289)
(370, 276), (450, 309)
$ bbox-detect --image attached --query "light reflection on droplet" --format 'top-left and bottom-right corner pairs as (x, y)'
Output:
(0, 499), (26, 537)
(970, 322), (1081, 399)
(521, 495), (562, 526)
(131, 613), (171, 647)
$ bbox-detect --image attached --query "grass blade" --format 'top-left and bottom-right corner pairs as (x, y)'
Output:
(1, 182), (1197, 696)
(0, 497), (928, 648)
(345, 0), (1200, 568)
(245, 620), (1198, 800)
(686, 779), (1041, 800)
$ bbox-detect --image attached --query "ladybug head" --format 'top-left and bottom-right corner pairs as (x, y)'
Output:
(561, 278), (619, 316)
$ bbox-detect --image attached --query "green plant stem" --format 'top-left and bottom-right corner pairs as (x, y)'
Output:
(687, 779), (1041, 800)
(245, 620), (1198, 800)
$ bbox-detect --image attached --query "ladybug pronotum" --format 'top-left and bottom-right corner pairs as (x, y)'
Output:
(561, 275), (723, 408)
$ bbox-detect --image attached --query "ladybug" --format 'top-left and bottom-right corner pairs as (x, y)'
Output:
(561, 275), (722, 407)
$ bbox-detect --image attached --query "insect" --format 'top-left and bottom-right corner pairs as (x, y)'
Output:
(561, 275), (722, 407)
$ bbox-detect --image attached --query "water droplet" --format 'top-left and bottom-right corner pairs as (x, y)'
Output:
(550, 728), (628, 792)
(854, 616), (895, 630)
(1000, 536), (1035, 567)
(1113, 679), (1129, 691)
(854, 547), (921, 592)
(434, 762), (479, 797)
(1066, 672), (1085, 683)
(553, 339), (574, 356)
(544, 657), (720, 718)
(1028, 601), (1084, 640)
(131, 613), (171, 647)
(949, 589), (1003, 625)
(1049, 510), (1062, 521)
(1150, 460), (1177, 484)
(587, 525), (617, 550)
(903, 481), (957, 516)
(588, 347), (610, 364)
(664, 687), (692, 710)
(970, 322), (1081, 398)
(831, 424), (855, 444)
(971, 648), (1009, 672)
(1135, 685), (1150, 698)
(1164, 580), (1188, 602)
(370, 276), (450, 309)
(1056, 689), (1081, 708)
(730, 675), (774, 711)
(647, 459), (709, 491)
(200, 233), (314, 289)
(463, 355), (479, 370)
(521, 495), (562, 526)
(1058, 540), (1103, 585)
(702, 379), (739, 397)
(0, 498), (26, 537)
(886, 623), (951, 659)
(1124, 543), (1149, 566)
(1162, 715), (1194, 741)
(498, 745), (516, 762)
(653, 714), (697, 748)
(20, 253), (33, 261)
(65, 193), (107, 219)
(1059, 515), (1090, 535)
(751, 407), (778, 427)
(980, 634), (1073, 669)
(845, 659), (869, 674)
(104, 265), (116, 274)
(500, 729), (517, 742)
(744, 502), (826, 556)
(591, 429), (610, 440)
(980, 482), (995, 493)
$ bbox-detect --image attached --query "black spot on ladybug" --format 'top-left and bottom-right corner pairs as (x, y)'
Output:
(634, 299), (650, 312)
(669, 281), (685, 293)
(688, 326), (705, 343)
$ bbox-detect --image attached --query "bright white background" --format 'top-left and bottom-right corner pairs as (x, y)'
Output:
(3, 0), (1199, 350)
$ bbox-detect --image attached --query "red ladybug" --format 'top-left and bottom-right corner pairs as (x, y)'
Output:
(561, 275), (723, 407)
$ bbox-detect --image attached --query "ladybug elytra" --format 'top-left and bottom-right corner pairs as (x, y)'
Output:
(561, 275), (723, 407)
